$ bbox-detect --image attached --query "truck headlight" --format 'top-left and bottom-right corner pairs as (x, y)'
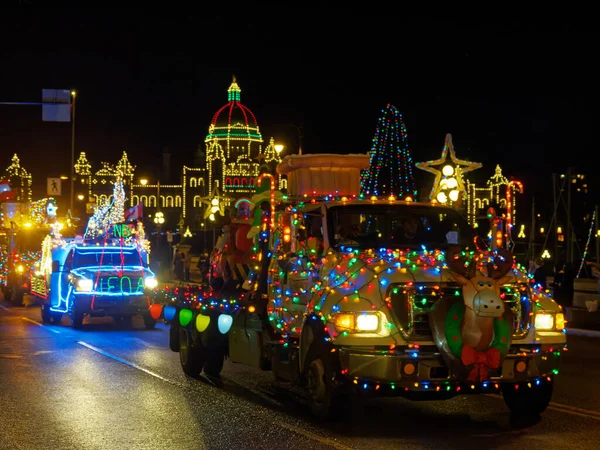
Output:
(144, 277), (158, 289)
(535, 312), (565, 331)
(333, 312), (380, 333)
(76, 278), (93, 292)
(356, 313), (380, 332)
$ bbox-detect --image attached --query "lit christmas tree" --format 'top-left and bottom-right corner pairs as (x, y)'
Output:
(85, 169), (126, 239)
(361, 104), (417, 198)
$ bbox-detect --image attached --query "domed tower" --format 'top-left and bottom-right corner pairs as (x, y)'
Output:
(205, 76), (269, 200)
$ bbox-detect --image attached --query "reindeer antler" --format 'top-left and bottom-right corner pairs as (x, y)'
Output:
(446, 245), (477, 279)
(484, 248), (514, 279)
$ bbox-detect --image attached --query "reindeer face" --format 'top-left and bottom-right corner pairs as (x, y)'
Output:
(460, 274), (505, 317)
(446, 247), (515, 319)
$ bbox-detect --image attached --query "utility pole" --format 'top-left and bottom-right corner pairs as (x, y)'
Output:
(566, 167), (573, 265)
(594, 205), (600, 264)
(529, 197), (535, 261)
(70, 91), (77, 214)
(552, 173), (558, 263)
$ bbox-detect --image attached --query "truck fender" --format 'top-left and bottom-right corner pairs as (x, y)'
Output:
(299, 314), (329, 374)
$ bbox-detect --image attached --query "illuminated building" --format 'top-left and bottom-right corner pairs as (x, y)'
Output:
(1, 153), (33, 227)
(74, 77), (286, 229)
(465, 164), (523, 227)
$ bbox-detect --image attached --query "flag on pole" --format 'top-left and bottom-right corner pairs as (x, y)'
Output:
(124, 202), (143, 222)
(0, 178), (17, 202)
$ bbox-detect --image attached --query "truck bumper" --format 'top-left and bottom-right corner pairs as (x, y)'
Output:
(73, 294), (151, 316)
(338, 344), (563, 390)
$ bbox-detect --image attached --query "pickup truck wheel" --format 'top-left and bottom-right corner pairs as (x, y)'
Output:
(179, 327), (205, 377)
(51, 312), (63, 324)
(306, 348), (349, 422)
(70, 310), (84, 329)
(501, 382), (553, 417)
(169, 324), (180, 352)
(41, 303), (52, 323)
(143, 314), (157, 329)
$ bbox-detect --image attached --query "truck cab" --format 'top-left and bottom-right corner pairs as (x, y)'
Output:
(32, 223), (159, 329)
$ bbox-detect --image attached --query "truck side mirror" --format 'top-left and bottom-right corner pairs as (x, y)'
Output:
(52, 260), (61, 273)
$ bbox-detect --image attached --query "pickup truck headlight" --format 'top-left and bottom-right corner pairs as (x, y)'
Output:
(333, 312), (381, 333)
(75, 278), (93, 292)
(144, 277), (158, 289)
(535, 312), (565, 331)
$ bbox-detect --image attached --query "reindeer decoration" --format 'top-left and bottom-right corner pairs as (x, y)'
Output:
(430, 247), (516, 383)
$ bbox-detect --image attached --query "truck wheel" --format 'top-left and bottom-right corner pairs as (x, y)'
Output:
(41, 303), (52, 323)
(51, 312), (63, 324)
(169, 324), (180, 352)
(306, 347), (350, 422)
(179, 327), (204, 377)
(70, 310), (84, 329)
(203, 345), (225, 377)
(501, 382), (553, 417)
(143, 314), (157, 329)
(11, 290), (24, 306)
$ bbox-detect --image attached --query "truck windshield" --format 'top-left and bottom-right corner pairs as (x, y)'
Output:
(73, 248), (145, 267)
(327, 204), (478, 250)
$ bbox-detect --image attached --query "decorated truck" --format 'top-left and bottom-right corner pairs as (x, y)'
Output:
(30, 221), (158, 329)
(156, 154), (566, 421)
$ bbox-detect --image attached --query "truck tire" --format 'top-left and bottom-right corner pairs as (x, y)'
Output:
(70, 310), (84, 329)
(203, 344), (225, 377)
(501, 382), (553, 417)
(142, 313), (157, 329)
(179, 327), (204, 377)
(41, 303), (52, 323)
(169, 323), (180, 352)
(306, 346), (350, 422)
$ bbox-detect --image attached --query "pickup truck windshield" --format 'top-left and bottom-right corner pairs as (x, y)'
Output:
(73, 248), (145, 267)
(328, 204), (478, 250)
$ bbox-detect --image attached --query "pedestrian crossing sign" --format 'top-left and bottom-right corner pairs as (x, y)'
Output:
(47, 177), (61, 196)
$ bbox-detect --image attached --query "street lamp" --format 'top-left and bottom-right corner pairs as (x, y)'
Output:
(140, 178), (148, 186)
(275, 144), (284, 155)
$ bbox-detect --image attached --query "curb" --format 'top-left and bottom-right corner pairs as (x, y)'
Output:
(566, 328), (600, 339)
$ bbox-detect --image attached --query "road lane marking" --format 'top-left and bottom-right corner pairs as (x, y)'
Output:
(20, 317), (61, 334)
(77, 341), (355, 449)
(77, 341), (174, 383)
(273, 421), (355, 450)
(0, 304), (11, 311)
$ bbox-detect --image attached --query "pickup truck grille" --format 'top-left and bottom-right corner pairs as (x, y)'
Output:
(387, 282), (532, 341)
(94, 275), (145, 295)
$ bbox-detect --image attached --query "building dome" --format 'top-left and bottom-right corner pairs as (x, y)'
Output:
(205, 76), (262, 144)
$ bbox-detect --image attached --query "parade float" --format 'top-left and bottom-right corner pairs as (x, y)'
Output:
(149, 148), (566, 421)
(29, 178), (158, 329)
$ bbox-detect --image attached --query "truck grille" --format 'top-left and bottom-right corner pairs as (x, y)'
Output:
(94, 275), (144, 295)
(387, 282), (532, 340)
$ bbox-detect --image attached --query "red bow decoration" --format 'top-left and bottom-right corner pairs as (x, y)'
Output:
(461, 344), (501, 383)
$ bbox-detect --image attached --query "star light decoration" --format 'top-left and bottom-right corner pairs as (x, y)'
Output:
(200, 185), (230, 221)
(416, 134), (482, 206)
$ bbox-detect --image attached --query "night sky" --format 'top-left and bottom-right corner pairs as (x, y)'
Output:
(1, 9), (597, 218)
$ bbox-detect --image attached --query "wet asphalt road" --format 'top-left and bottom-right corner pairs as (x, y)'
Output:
(1, 299), (600, 450)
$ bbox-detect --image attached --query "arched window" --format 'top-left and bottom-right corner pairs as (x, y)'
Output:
(233, 178), (239, 186)
(199, 178), (205, 187)
(166, 196), (174, 207)
(241, 178), (247, 186)
(225, 178), (232, 187)
(175, 195), (182, 207)
(190, 177), (197, 187)
(250, 178), (255, 188)
(193, 195), (201, 207)
(131, 195), (139, 204)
